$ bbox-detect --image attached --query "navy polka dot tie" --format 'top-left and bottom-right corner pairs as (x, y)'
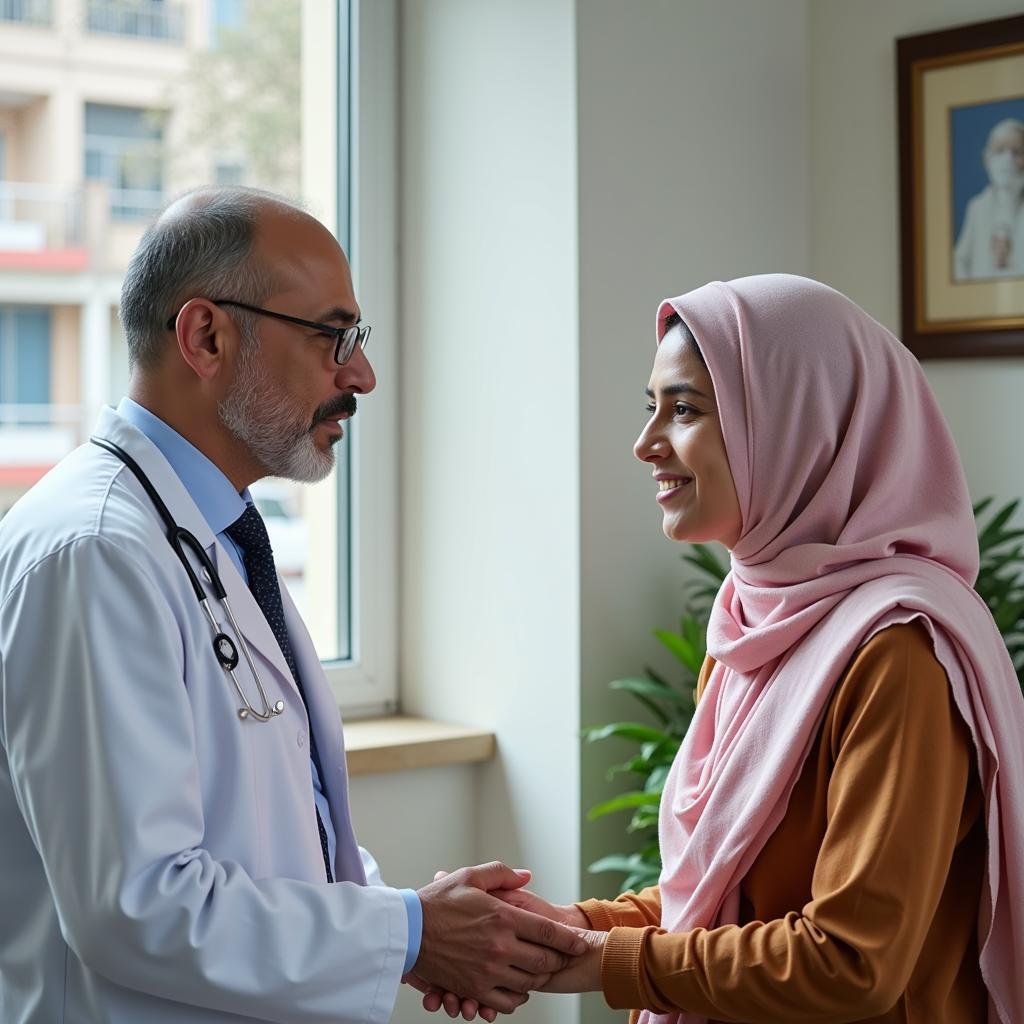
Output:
(226, 504), (334, 883)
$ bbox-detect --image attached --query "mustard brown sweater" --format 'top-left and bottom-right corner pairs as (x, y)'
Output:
(577, 621), (986, 1023)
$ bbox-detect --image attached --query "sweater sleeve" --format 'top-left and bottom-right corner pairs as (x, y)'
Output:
(600, 623), (974, 1023)
(577, 886), (662, 931)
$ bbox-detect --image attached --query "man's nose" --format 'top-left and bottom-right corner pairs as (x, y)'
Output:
(338, 343), (376, 394)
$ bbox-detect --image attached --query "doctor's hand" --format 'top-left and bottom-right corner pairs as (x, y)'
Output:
(416, 869), (593, 1019)
(403, 971), (497, 1022)
(410, 870), (506, 1021)
(414, 862), (588, 1015)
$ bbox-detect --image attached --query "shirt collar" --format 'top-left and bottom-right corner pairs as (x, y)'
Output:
(117, 397), (251, 537)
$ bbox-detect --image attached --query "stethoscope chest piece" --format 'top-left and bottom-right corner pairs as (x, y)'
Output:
(214, 633), (240, 671)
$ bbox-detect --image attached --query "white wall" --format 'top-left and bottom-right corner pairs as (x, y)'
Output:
(398, 1), (581, 1021)
(808, 0), (1024, 505)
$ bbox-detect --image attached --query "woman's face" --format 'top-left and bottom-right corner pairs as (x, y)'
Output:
(634, 324), (742, 549)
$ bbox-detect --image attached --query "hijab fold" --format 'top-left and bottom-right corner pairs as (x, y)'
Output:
(638, 275), (1024, 1024)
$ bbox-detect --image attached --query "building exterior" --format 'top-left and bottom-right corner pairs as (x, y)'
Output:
(0, 0), (239, 512)
(0, 0), (349, 663)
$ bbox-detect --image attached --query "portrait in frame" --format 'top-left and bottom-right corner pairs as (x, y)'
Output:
(898, 14), (1024, 357)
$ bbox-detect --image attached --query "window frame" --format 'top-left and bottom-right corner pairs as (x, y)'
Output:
(317, 0), (400, 716)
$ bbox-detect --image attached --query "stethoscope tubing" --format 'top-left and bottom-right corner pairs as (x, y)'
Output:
(90, 436), (284, 723)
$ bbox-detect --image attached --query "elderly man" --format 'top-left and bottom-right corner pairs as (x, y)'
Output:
(954, 117), (1024, 280)
(0, 186), (583, 1023)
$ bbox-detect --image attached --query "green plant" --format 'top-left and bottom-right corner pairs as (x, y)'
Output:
(585, 499), (1024, 892)
(973, 498), (1024, 690)
(584, 543), (727, 891)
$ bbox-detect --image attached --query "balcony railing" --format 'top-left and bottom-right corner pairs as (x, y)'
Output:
(84, 135), (164, 219)
(0, 404), (80, 429)
(0, 0), (51, 26)
(105, 187), (164, 220)
(86, 0), (184, 43)
(0, 180), (164, 272)
(0, 182), (84, 252)
(0, 407), (81, 484)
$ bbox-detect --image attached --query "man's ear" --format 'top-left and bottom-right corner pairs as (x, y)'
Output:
(171, 299), (235, 380)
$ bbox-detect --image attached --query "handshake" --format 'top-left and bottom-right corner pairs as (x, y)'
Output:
(405, 862), (606, 1020)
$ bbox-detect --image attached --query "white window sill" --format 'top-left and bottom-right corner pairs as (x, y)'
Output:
(344, 715), (496, 777)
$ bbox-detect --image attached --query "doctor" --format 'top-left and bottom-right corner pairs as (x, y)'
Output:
(0, 186), (584, 1023)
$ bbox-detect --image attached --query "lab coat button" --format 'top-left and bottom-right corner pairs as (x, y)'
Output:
(297, 729), (306, 749)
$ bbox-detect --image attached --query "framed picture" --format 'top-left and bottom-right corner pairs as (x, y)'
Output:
(898, 14), (1024, 358)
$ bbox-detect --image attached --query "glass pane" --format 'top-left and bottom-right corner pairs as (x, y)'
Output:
(14, 308), (51, 408)
(0, 0), (352, 662)
(0, 307), (51, 418)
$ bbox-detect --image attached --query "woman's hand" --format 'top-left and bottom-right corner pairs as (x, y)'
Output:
(491, 885), (590, 930)
(538, 929), (606, 994)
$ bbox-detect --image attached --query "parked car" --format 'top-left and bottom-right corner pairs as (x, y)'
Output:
(249, 480), (307, 579)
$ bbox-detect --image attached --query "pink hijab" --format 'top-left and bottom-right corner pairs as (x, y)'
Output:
(641, 275), (1024, 1024)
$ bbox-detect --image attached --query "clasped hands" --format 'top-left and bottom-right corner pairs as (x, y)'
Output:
(404, 862), (606, 1021)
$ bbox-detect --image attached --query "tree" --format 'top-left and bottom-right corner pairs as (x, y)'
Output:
(178, 0), (302, 195)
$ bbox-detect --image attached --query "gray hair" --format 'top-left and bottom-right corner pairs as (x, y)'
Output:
(119, 185), (302, 371)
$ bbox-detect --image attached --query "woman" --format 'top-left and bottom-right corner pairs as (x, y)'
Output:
(424, 274), (1024, 1022)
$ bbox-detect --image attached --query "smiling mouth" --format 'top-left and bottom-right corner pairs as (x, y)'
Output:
(655, 478), (693, 503)
(658, 477), (692, 493)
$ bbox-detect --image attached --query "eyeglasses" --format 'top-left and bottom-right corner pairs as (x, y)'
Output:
(165, 299), (371, 366)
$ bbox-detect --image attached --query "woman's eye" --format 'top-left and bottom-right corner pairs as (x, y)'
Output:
(674, 402), (698, 418)
(644, 403), (656, 415)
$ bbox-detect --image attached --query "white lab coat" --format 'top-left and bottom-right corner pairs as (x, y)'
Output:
(0, 407), (408, 1024)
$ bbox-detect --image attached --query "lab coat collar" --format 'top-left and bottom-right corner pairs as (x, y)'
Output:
(91, 407), (304, 710)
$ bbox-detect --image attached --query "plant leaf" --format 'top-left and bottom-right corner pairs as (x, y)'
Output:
(654, 628), (703, 673)
(587, 791), (661, 820)
(627, 809), (660, 832)
(611, 676), (694, 706)
(583, 722), (673, 745)
(978, 501), (1022, 549)
(587, 853), (650, 875)
(622, 867), (662, 891)
(682, 543), (729, 583)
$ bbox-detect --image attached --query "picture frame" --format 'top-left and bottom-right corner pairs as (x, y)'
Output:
(897, 14), (1024, 358)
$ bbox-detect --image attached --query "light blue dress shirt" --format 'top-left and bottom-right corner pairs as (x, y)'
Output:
(116, 399), (421, 973)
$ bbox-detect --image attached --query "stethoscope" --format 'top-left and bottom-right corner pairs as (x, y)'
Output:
(91, 437), (285, 723)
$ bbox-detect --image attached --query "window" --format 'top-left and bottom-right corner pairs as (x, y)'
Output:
(0, 0), (399, 713)
(0, 307), (51, 422)
(213, 160), (245, 186)
(86, 1), (185, 44)
(210, 0), (242, 46)
(84, 103), (165, 220)
(0, 0), (51, 28)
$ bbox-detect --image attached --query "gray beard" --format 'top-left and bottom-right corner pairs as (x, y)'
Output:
(218, 349), (336, 484)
